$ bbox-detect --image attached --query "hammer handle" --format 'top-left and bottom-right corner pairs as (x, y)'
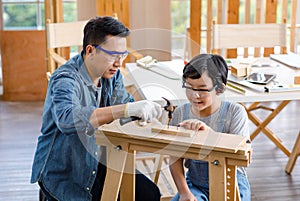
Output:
(119, 116), (141, 126)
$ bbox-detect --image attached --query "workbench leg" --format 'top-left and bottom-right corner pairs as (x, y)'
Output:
(101, 144), (128, 201)
(226, 165), (241, 201)
(120, 150), (136, 200)
(209, 154), (226, 201)
(235, 182), (240, 201)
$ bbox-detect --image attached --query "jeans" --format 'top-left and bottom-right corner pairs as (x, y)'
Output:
(171, 171), (251, 201)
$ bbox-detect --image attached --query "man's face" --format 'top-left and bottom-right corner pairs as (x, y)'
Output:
(85, 35), (128, 80)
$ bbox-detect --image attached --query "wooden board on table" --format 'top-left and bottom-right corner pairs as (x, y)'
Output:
(151, 125), (195, 137)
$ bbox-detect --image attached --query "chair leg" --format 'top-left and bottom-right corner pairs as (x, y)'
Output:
(285, 132), (300, 174)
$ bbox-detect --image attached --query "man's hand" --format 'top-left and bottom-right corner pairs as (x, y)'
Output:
(178, 119), (209, 131)
(125, 100), (162, 125)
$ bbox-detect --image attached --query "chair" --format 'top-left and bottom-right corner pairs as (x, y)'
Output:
(211, 22), (287, 58)
(46, 19), (87, 78)
(285, 132), (300, 174)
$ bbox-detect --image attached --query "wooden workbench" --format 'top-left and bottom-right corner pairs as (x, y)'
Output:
(95, 120), (252, 201)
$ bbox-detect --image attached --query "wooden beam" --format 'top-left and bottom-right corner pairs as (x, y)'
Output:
(206, 0), (213, 53)
(190, 0), (201, 57)
(244, 0), (251, 57)
(264, 0), (277, 56)
(290, 0), (298, 52)
(226, 0), (240, 58)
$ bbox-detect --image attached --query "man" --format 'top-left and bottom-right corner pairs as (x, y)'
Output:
(31, 16), (161, 201)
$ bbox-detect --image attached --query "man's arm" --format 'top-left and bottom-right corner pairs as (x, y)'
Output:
(89, 104), (125, 128)
(89, 100), (162, 128)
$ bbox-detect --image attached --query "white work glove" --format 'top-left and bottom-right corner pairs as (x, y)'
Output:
(124, 100), (162, 126)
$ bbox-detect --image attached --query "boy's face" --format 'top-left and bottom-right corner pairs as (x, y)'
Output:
(184, 70), (219, 117)
(85, 35), (128, 81)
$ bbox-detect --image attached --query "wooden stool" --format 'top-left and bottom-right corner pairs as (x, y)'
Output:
(285, 132), (300, 174)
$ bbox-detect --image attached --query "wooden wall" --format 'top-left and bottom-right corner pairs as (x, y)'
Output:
(1, 31), (47, 101)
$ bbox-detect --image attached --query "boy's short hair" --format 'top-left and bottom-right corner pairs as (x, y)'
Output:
(182, 54), (228, 91)
(82, 16), (130, 54)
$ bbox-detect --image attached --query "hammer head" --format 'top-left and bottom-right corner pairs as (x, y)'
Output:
(162, 97), (176, 118)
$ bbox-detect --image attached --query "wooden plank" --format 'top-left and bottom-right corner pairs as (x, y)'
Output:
(217, 0), (223, 24)
(96, 0), (106, 15)
(206, 0), (213, 53)
(120, 149), (135, 201)
(254, 0), (263, 57)
(213, 24), (286, 49)
(226, 165), (238, 201)
(121, 0), (130, 28)
(244, 0), (251, 57)
(226, 0), (239, 58)
(151, 125), (195, 137)
(44, 0), (69, 72)
(264, 0), (277, 57)
(1, 31), (47, 101)
(189, 0), (201, 57)
(290, 0), (298, 52)
(105, 0), (113, 16)
(102, 143), (128, 201)
(209, 154), (227, 201)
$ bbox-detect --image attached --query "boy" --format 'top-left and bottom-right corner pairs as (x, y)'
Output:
(169, 54), (250, 201)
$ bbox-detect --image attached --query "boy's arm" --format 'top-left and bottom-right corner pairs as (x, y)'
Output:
(169, 157), (196, 201)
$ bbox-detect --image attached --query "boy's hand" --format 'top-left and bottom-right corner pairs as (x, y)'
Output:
(178, 119), (209, 131)
(179, 192), (197, 201)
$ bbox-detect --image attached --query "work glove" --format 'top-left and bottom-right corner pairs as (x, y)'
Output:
(124, 100), (162, 125)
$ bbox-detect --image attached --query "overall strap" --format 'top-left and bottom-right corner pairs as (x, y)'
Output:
(183, 103), (190, 120)
(217, 101), (230, 132)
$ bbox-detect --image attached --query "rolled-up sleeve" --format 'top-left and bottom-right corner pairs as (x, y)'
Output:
(51, 73), (96, 136)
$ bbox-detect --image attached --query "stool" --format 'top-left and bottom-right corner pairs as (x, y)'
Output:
(285, 132), (300, 174)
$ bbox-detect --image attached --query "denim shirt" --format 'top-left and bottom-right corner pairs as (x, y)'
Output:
(30, 53), (134, 200)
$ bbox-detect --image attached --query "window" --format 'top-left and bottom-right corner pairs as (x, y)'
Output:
(171, 0), (190, 58)
(1, 0), (77, 30)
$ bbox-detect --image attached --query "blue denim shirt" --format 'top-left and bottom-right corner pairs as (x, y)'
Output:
(31, 53), (134, 200)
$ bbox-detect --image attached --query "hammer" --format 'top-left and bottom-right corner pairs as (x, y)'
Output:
(119, 97), (175, 126)
(161, 97), (176, 128)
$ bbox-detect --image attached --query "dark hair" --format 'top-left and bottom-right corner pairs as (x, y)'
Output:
(182, 54), (228, 91)
(82, 16), (130, 54)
